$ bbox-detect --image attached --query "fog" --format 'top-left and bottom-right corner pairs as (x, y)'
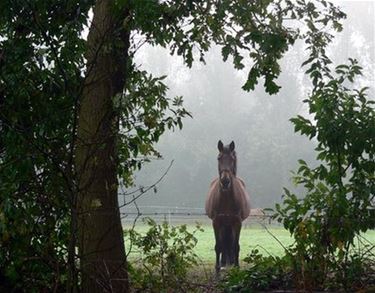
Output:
(122, 1), (374, 212)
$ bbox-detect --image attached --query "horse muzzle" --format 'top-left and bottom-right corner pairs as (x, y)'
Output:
(220, 177), (231, 190)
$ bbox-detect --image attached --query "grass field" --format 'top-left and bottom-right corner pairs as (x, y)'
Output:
(192, 224), (294, 262)
(125, 222), (375, 264)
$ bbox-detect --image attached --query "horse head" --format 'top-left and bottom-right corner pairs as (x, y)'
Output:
(217, 140), (237, 191)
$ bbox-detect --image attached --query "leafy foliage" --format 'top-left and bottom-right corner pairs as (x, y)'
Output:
(221, 11), (374, 292)
(118, 67), (191, 186)
(0, 1), (189, 290)
(0, 0), (347, 290)
(221, 249), (294, 292)
(130, 0), (345, 94)
(125, 218), (203, 292)
(0, 1), (92, 291)
(221, 243), (375, 292)
(272, 59), (375, 290)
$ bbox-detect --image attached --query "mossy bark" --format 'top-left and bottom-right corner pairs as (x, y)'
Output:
(75, 0), (130, 292)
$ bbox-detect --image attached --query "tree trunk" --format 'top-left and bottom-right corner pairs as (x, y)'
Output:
(75, 0), (130, 292)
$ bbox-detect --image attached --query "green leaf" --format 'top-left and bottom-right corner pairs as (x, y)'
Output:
(242, 67), (259, 91)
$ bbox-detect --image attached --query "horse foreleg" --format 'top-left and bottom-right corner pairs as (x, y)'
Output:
(227, 230), (236, 266)
(215, 243), (221, 274)
(221, 225), (232, 267)
(221, 245), (227, 268)
(234, 242), (240, 267)
(234, 222), (242, 267)
(213, 221), (221, 274)
(229, 232), (236, 266)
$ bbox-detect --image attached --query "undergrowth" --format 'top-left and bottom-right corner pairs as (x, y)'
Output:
(221, 242), (375, 292)
(125, 218), (210, 292)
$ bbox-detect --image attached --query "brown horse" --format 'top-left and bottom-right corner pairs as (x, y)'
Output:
(205, 140), (250, 273)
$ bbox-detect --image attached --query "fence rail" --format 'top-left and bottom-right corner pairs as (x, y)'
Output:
(121, 207), (273, 226)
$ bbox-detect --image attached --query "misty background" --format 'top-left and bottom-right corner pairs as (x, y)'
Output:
(120, 1), (374, 213)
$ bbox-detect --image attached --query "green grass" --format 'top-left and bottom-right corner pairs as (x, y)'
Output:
(125, 222), (375, 264)
(193, 224), (294, 262)
(125, 223), (293, 264)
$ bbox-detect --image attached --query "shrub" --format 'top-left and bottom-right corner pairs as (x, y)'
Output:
(125, 218), (203, 292)
(222, 58), (374, 292)
(221, 249), (295, 292)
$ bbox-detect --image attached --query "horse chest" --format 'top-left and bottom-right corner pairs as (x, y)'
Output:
(217, 192), (238, 213)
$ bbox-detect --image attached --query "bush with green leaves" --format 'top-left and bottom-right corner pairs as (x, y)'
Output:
(221, 249), (295, 292)
(222, 244), (374, 292)
(271, 58), (375, 290)
(220, 53), (374, 292)
(125, 218), (203, 292)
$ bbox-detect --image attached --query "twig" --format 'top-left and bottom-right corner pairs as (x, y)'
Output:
(119, 159), (174, 208)
(261, 223), (289, 253)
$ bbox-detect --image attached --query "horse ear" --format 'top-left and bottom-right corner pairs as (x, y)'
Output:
(218, 140), (224, 152)
(229, 141), (235, 151)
